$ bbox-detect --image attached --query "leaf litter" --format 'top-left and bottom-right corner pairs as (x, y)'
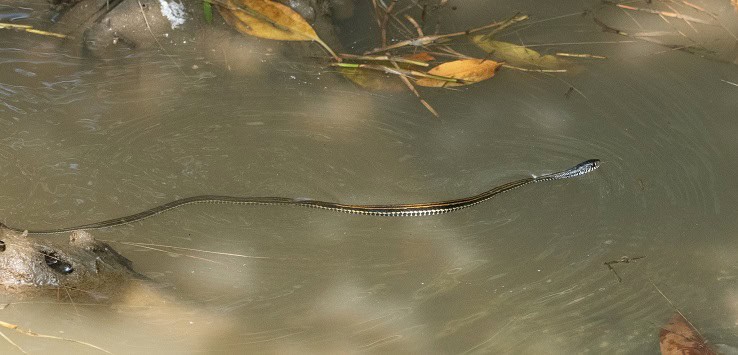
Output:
(10, 0), (735, 117)
(211, 1), (596, 116)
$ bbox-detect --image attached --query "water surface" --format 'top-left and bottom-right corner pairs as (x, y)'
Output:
(0, 0), (737, 353)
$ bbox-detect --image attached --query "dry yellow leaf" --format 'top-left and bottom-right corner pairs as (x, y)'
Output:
(218, 0), (337, 58)
(415, 59), (501, 87)
(471, 35), (564, 69)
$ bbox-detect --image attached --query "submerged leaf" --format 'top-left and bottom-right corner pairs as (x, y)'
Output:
(659, 313), (716, 355)
(203, 1), (214, 24)
(218, 0), (337, 58)
(415, 59), (501, 87)
(338, 66), (405, 92)
(471, 36), (564, 69)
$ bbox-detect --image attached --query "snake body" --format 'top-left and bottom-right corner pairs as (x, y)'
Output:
(7, 159), (599, 235)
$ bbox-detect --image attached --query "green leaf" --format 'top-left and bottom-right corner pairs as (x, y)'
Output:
(203, 0), (213, 24)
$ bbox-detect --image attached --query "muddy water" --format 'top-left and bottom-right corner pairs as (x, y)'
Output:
(1, 0), (737, 353)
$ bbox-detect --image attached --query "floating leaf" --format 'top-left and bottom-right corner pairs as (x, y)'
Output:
(218, 0), (337, 59)
(471, 36), (564, 69)
(415, 59), (501, 87)
(659, 313), (716, 355)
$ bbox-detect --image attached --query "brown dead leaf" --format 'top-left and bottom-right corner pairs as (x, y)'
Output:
(415, 59), (501, 87)
(403, 52), (436, 63)
(218, 0), (337, 58)
(659, 313), (716, 355)
(471, 36), (564, 69)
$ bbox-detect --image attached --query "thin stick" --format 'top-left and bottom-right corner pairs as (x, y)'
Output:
(380, 0), (398, 48)
(404, 14), (423, 37)
(502, 64), (567, 73)
(436, 45), (471, 59)
(119, 242), (223, 264)
(555, 52), (607, 59)
(665, 3), (698, 34)
(62, 287), (80, 317)
(650, 281), (708, 344)
(136, 0), (187, 76)
(390, 60), (438, 117)
(332, 62), (465, 83)
(370, 0), (384, 38)
(678, 0), (718, 19)
(612, 3), (712, 24)
(0, 330), (26, 354)
(338, 53), (430, 67)
(0, 320), (112, 354)
(365, 15), (528, 55)
(524, 40), (639, 47)
(0, 23), (67, 38)
(473, 12), (529, 42)
(114, 241), (272, 259)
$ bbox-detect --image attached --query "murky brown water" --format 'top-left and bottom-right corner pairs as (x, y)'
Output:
(1, 0), (737, 353)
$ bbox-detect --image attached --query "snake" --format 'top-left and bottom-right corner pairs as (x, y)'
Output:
(4, 159), (599, 235)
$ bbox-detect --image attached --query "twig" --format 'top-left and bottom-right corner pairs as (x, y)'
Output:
(603, 256), (645, 282)
(424, 50), (471, 59)
(0, 23), (67, 38)
(473, 13), (529, 42)
(0, 330), (26, 354)
(380, 0), (398, 48)
(593, 17), (714, 58)
(136, 0), (187, 76)
(609, 2), (713, 24)
(365, 15), (529, 55)
(404, 14), (424, 37)
(370, 0), (384, 39)
(664, 3), (698, 34)
(555, 52), (607, 59)
(390, 60), (438, 117)
(113, 241), (272, 259)
(501, 64), (566, 73)
(121, 243), (223, 264)
(62, 287), (80, 317)
(436, 45), (471, 59)
(677, 0), (718, 19)
(338, 53), (430, 67)
(0, 320), (112, 354)
(650, 281), (708, 345)
(331, 63), (465, 83)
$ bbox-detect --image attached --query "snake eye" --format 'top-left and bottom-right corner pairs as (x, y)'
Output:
(42, 250), (74, 274)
